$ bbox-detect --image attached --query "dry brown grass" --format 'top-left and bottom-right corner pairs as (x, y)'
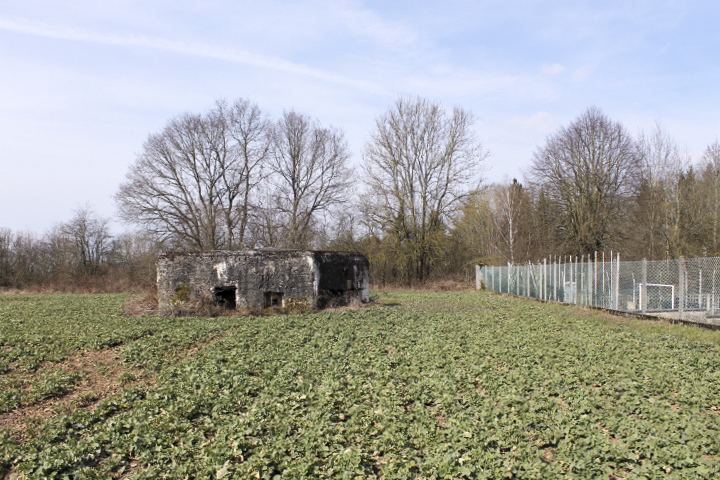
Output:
(0, 266), (157, 296)
(123, 291), (381, 318)
(0, 287), (50, 295)
(373, 278), (474, 292)
(121, 290), (159, 317)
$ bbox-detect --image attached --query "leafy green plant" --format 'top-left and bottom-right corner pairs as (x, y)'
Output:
(117, 372), (136, 386)
(73, 391), (99, 407)
(0, 387), (22, 414)
(3, 291), (720, 478)
(31, 370), (81, 401)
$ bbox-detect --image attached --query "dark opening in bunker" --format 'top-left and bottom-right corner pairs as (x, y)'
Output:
(214, 286), (237, 309)
(264, 291), (283, 308)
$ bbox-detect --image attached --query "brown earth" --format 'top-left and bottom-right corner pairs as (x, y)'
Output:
(0, 346), (151, 440)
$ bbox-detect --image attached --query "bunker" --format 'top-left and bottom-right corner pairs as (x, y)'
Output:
(156, 250), (370, 311)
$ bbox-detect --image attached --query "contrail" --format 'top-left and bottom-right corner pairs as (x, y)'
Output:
(0, 17), (388, 94)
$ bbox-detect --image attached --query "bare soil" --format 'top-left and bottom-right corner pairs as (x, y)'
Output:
(0, 347), (151, 440)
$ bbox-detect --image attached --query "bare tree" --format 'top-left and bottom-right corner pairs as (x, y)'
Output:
(57, 206), (113, 274)
(116, 99), (270, 250)
(269, 111), (352, 248)
(362, 96), (486, 284)
(108, 230), (165, 288)
(0, 228), (12, 286)
(528, 107), (640, 254)
(0, 230), (47, 287)
(632, 125), (686, 259)
(451, 189), (499, 268)
(490, 179), (532, 265)
(245, 185), (286, 248)
(224, 101), (272, 247)
(699, 141), (720, 255)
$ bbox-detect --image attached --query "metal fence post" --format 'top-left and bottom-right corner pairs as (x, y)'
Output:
(602, 251), (606, 308)
(563, 257), (568, 303)
(609, 252), (613, 308)
(587, 254), (592, 307)
(517, 264), (520, 296)
(699, 268), (703, 311)
(526, 264), (530, 298)
(594, 251), (598, 307)
(476, 264), (481, 290)
(713, 269), (717, 316)
(504, 266), (507, 294)
(641, 258), (647, 313)
(557, 256), (560, 302)
(580, 255), (584, 305)
(574, 256), (579, 305)
(679, 257), (685, 320)
(566, 256), (570, 303)
(556, 257), (559, 302)
(613, 253), (620, 310)
(508, 264), (512, 295)
(507, 264), (510, 295)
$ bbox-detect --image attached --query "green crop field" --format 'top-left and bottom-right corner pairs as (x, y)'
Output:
(2, 292), (720, 479)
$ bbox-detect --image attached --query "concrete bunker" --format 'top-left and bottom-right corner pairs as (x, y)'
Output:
(156, 249), (370, 311)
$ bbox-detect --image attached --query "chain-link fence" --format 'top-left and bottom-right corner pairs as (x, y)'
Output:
(478, 255), (720, 324)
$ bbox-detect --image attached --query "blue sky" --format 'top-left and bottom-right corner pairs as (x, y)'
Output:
(1, 0), (719, 233)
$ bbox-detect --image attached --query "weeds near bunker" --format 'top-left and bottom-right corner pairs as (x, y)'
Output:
(172, 284), (192, 303)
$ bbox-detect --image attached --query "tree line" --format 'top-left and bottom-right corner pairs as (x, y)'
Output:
(0, 206), (160, 291)
(2, 99), (719, 291)
(459, 109), (720, 269)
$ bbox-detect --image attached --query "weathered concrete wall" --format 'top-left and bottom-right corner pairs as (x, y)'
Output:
(314, 251), (370, 307)
(156, 249), (369, 311)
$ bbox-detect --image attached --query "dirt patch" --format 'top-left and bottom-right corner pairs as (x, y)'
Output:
(112, 458), (145, 479)
(0, 347), (151, 439)
(373, 277), (474, 292)
(0, 331), (233, 440)
(0, 331), (240, 479)
(121, 290), (159, 317)
(320, 299), (382, 313)
(541, 448), (554, 463)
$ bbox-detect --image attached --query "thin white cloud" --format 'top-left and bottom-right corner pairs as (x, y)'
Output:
(329, 2), (418, 49)
(540, 63), (566, 75)
(0, 17), (389, 95)
(572, 65), (595, 81)
(503, 111), (558, 134)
